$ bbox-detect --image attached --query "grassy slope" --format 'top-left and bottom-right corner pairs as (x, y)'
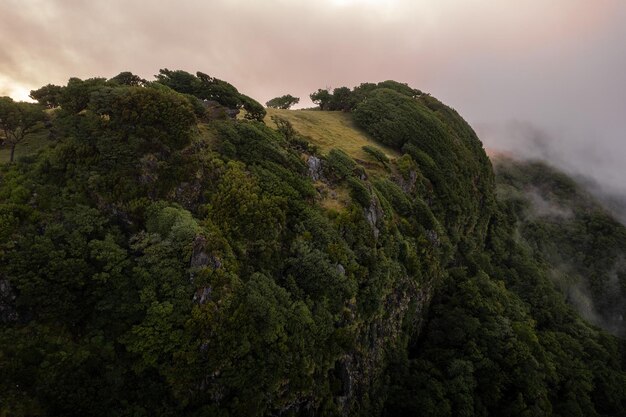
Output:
(0, 128), (51, 164)
(265, 108), (400, 161)
(264, 108), (405, 212)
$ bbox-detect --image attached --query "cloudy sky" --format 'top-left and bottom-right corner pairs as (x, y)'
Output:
(1, 0), (625, 194)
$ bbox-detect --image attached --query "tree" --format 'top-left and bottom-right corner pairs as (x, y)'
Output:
(58, 77), (109, 114)
(109, 71), (147, 87)
(376, 80), (421, 98)
(271, 116), (297, 141)
(265, 94), (300, 109)
(154, 68), (200, 95)
(93, 86), (197, 152)
(329, 87), (354, 111)
(0, 97), (46, 162)
(29, 84), (64, 108)
(310, 88), (332, 110)
(195, 72), (243, 109)
(241, 94), (267, 122)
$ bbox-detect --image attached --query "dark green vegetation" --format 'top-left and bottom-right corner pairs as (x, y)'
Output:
(0, 97), (46, 163)
(266, 94), (300, 109)
(1, 73), (625, 417)
(494, 158), (626, 337)
(309, 81), (421, 112)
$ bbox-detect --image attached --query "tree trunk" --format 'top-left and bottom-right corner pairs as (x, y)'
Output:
(9, 143), (15, 163)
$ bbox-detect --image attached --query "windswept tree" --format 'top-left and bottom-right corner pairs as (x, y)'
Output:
(195, 71), (242, 108)
(29, 84), (64, 109)
(329, 86), (354, 111)
(155, 69), (266, 120)
(154, 68), (200, 96)
(265, 94), (300, 109)
(309, 88), (332, 110)
(240, 94), (267, 121)
(58, 77), (110, 114)
(109, 71), (147, 87)
(309, 81), (422, 113)
(0, 97), (46, 162)
(310, 87), (354, 111)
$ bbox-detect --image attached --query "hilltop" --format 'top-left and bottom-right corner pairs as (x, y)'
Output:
(1, 72), (626, 416)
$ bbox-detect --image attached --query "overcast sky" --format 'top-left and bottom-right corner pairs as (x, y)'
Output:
(1, 0), (625, 195)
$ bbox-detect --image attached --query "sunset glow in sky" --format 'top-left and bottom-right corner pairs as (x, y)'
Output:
(1, 0), (625, 194)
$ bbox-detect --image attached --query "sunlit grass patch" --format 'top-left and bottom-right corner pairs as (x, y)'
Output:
(265, 108), (399, 162)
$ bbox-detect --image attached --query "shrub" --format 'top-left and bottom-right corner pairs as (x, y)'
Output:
(325, 149), (357, 180)
(362, 145), (389, 165)
(348, 177), (371, 207)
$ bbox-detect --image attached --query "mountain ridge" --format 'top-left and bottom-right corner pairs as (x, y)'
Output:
(1, 72), (625, 416)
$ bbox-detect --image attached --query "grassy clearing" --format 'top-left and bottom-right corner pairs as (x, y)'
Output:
(0, 128), (52, 164)
(265, 108), (400, 162)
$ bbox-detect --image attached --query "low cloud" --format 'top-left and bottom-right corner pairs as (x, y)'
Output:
(525, 188), (573, 220)
(477, 120), (626, 224)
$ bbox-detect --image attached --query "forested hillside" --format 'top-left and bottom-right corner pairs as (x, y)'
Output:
(1, 72), (625, 416)
(494, 158), (626, 337)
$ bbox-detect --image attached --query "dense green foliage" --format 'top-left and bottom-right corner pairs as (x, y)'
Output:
(494, 158), (626, 336)
(0, 97), (46, 162)
(109, 71), (148, 87)
(309, 81), (421, 112)
(309, 88), (332, 110)
(354, 88), (494, 254)
(29, 84), (64, 109)
(1, 74), (625, 417)
(362, 145), (389, 165)
(265, 94), (300, 109)
(156, 69), (266, 121)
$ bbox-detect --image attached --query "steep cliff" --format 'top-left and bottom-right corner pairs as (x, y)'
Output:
(1, 73), (625, 416)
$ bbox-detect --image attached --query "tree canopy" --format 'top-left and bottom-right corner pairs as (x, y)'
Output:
(155, 69), (266, 121)
(309, 81), (422, 112)
(109, 71), (147, 86)
(29, 84), (63, 108)
(0, 97), (45, 162)
(265, 94), (300, 109)
(310, 88), (332, 110)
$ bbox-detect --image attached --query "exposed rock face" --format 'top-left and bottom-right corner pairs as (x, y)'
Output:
(268, 277), (432, 417)
(202, 100), (239, 120)
(365, 196), (384, 240)
(203, 101), (222, 120)
(0, 278), (18, 323)
(225, 108), (240, 119)
(335, 278), (434, 415)
(193, 286), (212, 305)
(396, 169), (418, 193)
(173, 181), (203, 211)
(190, 236), (213, 270)
(335, 356), (354, 409)
(425, 229), (440, 246)
(189, 236), (222, 304)
(307, 156), (323, 181)
(139, 153), (159, 186)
